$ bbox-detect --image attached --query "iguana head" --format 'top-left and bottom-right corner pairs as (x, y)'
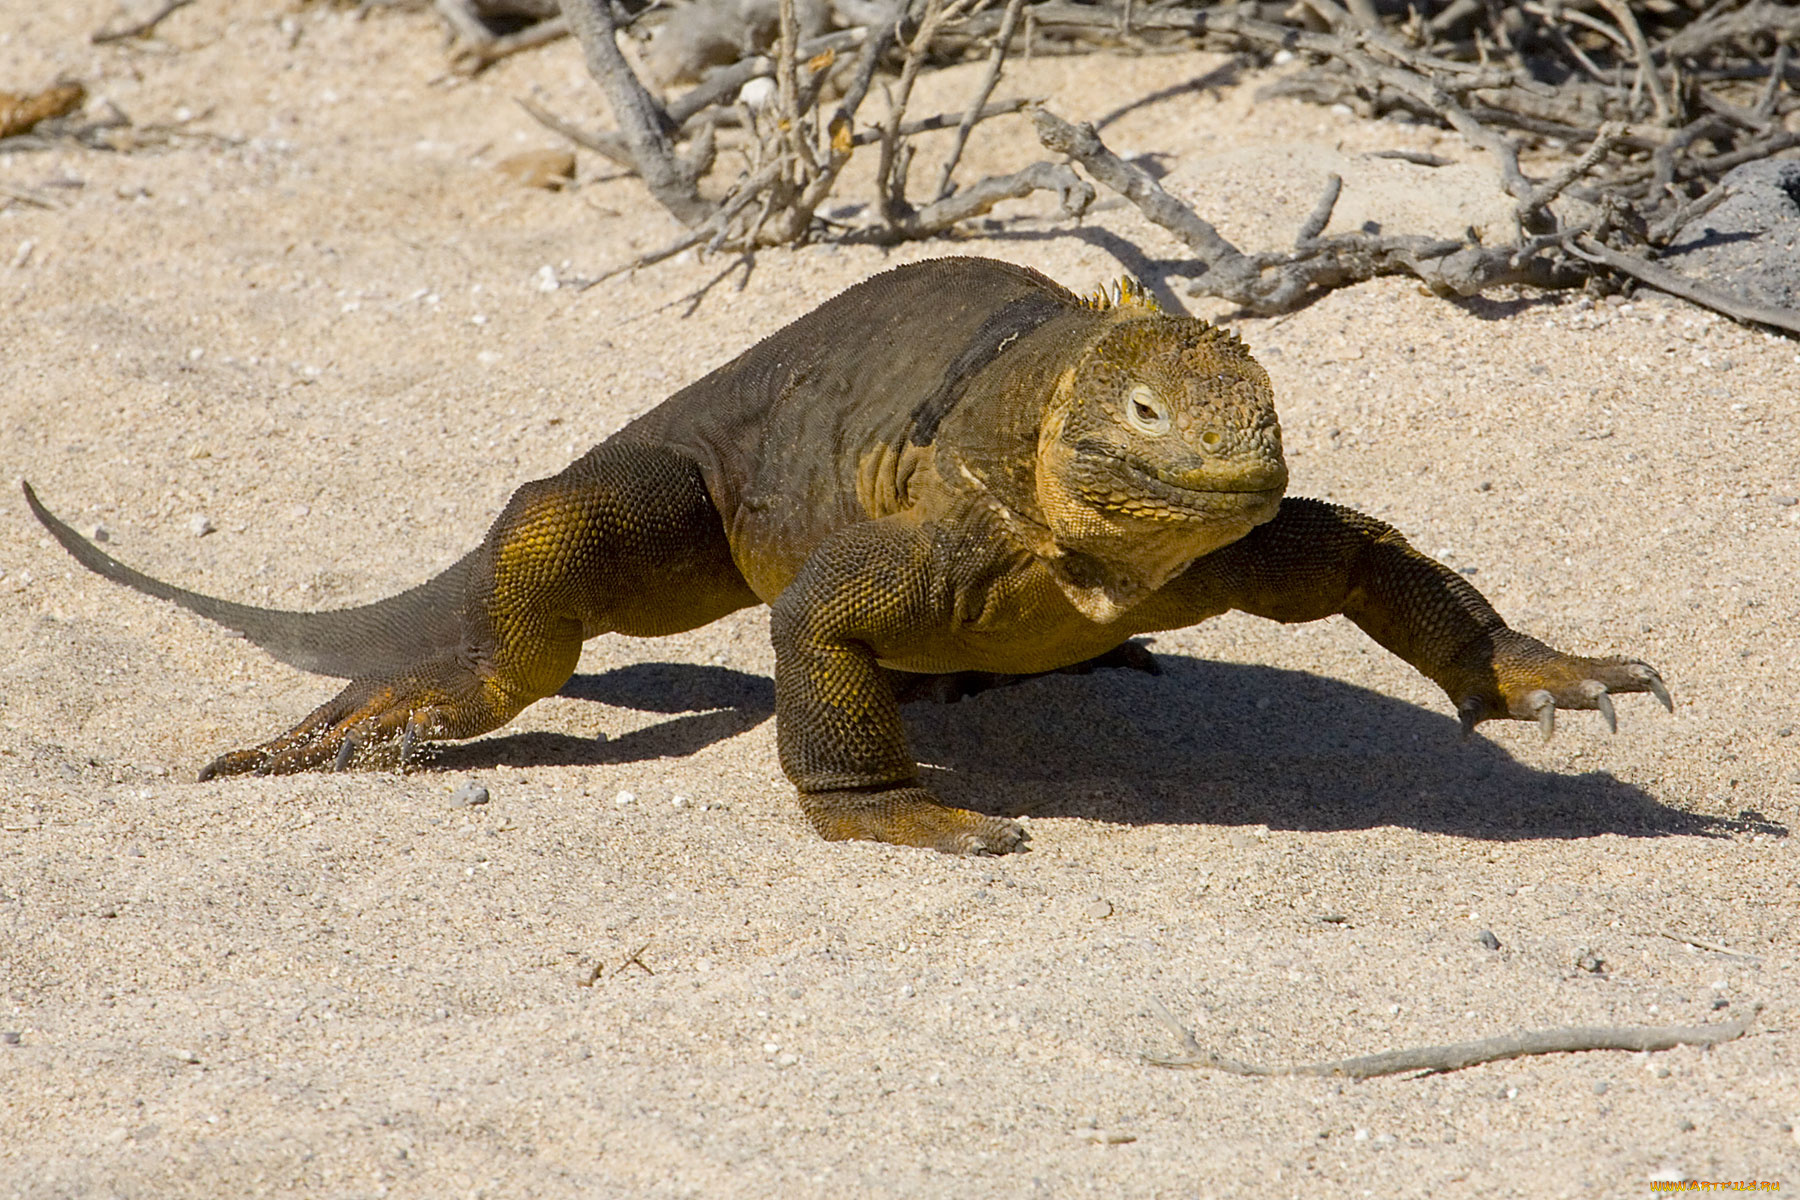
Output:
(1035, 314), (1287, 622)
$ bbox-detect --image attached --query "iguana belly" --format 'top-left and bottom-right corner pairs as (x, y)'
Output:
(874, 556), (1143, 676)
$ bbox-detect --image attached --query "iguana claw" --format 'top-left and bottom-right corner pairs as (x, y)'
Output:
(1525, 689), (1556, 740)
(398, 717), (420, 771)
(1457, 631), (1672, 739)
(1457, 696), (1483, 739)
(1594, 689), (1617, 734)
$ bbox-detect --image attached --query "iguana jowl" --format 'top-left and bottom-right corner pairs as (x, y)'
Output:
(24, 257), (1671, 854)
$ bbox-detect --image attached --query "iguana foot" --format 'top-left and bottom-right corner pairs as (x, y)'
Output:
(799, 787), (1029, 855)
(197, 657), (504, 779)
(1453, 629), (1672, 741)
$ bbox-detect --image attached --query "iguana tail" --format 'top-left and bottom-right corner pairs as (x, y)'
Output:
(22, 481), (473, 679)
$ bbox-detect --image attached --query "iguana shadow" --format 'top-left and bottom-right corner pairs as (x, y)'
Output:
(431, 657), (1778, 843)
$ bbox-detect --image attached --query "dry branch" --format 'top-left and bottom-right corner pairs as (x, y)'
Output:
(1146, 998), (1763, 1080)
(1569, 237), (1800, 337)
(881, 160), (1093, 240)
(932, 0), (1027, 202)
(452, 15), (570, 74)
(92, 0), (194, 44)
(1595, 0), (1675, 124)
(558, 0), (711, 226)
(520, 0), (1799, 329)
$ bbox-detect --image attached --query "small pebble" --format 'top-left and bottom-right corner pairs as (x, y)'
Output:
(188, 514), (215, 537)
(614, 790), (635, 807)
(1073, 1129), (1136, 1145)
(91, 524), (110, 543)
(1774, 495), (1797, 507)
(1677, 1119), (1696, 1132)
(2, 1031), (20, 1046)
(448, 782), (489, 807)
(1083, 898), (1113, 920)
(1475, 929), (1500, 951)
(737, 77), (777, 111)
(1593, 1080), (1609, 1095)
(671, 794), (690, 809)
(1575, 950), (1605, 974)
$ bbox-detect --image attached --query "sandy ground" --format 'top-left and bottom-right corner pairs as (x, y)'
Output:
(3, 3), (1797, 1197)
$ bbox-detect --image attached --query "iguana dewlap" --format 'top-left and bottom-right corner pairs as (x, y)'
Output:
(24, 256), (1670, 854)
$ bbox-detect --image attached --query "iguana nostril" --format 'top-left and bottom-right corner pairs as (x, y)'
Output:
(1201, 430), (1223, 448)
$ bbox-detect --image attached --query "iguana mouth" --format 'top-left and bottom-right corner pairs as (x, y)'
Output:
(1071, 442), (1287, 514)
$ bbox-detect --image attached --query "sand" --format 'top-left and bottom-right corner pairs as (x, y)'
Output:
(2, 3), (1796, 1196)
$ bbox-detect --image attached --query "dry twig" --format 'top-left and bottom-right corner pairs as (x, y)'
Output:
(452, 15), (570, 74)
(558, 0), (711, 226)
(1650, 929), (1764, 961)
(92, 0), (195, 44)
(932, 0), (1027, 202)
(1146, 998), (1763, 1080)
(1569, 236), (1800, 337)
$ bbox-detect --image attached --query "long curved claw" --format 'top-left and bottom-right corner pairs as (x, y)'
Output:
(332, 735), (358, 772)
(398, 717), (420, 771)
(1595, 689), (1617, 734)
(1457, 696), (1483, 740)
(1525, 689), (1556, 740)
(198, 748), (269, 781)
(1647, 672), (1673, 712)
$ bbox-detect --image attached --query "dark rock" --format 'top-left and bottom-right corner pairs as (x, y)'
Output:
(1664, 160), (1800, 313)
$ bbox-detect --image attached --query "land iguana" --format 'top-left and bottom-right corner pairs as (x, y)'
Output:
(23, 256), (1671, 854)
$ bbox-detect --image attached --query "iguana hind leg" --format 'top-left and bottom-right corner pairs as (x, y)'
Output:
(200, 443), (758, 778)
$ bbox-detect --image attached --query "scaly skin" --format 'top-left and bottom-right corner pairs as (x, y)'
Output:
(24, 257), (1670, 854)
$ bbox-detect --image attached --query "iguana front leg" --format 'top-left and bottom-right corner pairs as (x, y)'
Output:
(1161, 497), (1672, 735)
(770, 520), (1028, 855)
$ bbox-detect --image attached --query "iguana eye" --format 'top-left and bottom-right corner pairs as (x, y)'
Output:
(1125, 384), (1170, 436)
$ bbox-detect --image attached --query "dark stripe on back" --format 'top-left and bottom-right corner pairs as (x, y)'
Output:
(905, 291), (1070, 447)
